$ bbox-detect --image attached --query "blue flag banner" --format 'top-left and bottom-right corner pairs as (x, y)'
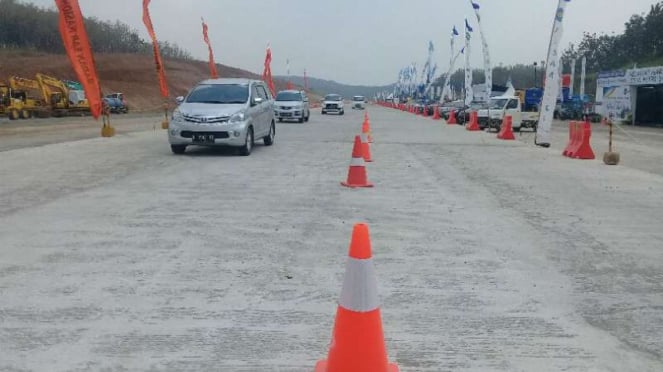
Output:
(469, 0), (492, 101)
(464, 18), (473, 105)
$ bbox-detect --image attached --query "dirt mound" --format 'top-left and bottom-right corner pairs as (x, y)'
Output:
(0, 50), (312, 111)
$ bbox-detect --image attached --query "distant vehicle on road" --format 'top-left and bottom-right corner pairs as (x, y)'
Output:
(455, 101), (487, 125)
(351, 95), (366, 110)
(322, 94), (344, 115)
(477, 96), (538, 132)
(168, 78), (275, 156)
(274, 90), (310, 123)
(438, 100), (466, 120)
(102, 97), (128, 114)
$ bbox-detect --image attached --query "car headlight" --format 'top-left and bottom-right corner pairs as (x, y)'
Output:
(230, 112), (246, 123)
(171, 108), (183, 121)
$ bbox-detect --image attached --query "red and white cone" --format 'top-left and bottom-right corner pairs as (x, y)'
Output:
(315, 224), (399, 372)
(360, 133), (373, 162)
(341, 136), (373, 188)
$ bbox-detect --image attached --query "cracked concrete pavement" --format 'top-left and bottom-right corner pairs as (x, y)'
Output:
(0, 107), (662, 371)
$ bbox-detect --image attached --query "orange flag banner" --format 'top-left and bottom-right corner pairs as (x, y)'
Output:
(262, 45), (276, 97)
(142, 0), (169, 98)
(201, 18), (219, 79)
(55, 0), (102, 119)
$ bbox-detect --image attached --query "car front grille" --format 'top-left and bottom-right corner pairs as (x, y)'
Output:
(326, 104), (338, 109)
(183, 114), (229, 124)
(180, 131), (230, 139)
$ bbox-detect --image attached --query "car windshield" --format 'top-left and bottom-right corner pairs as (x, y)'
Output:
(275, 92), (302, 101)
(185, 84), (249, 104)
(489, 98), (508, 110)
(353, 96), (365, 101)
(325, 95), (341, 101)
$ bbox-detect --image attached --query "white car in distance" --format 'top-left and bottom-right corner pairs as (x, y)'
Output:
(351, 95), (367, 110)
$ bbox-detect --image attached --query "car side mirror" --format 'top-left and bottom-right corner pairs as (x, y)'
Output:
(176, 96), (184, 104)
(252, 97), (263, 106)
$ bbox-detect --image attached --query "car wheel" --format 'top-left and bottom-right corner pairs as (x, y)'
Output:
(304, 111), (310, 122)
(9, 109), (19, 120)
(340, 110), (345, 115)
(238, 127), (253, 156)
(171, 145), (186, 154)
(263, 122), (275, 146)
(322, 110), (326, 115)
(298, 116), (304, 123)
(278, 118), (283, 122)
(513, 126), (521, 132)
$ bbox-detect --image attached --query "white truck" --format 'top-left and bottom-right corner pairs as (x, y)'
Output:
(477, 96), (539, 132)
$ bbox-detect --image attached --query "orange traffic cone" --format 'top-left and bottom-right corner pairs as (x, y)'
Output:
(315, 224), (399, 372)
(497, 115), (516, 140)
(360, 133), (373, 162)
(465, 111), (480, 131)
(341, 136), (373, 188)
(432, 105), (441, 120)
(447, 109), (457, 125)
(362, 118), (373, 143)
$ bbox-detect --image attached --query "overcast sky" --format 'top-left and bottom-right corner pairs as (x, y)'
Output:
(27, 0), (659, 85)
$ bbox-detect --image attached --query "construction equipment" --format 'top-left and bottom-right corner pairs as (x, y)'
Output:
(0, 83), (22, 120)
(0, 83), (35, 120)
(35, 73), (90, 117)
(8, 76), (50, 118)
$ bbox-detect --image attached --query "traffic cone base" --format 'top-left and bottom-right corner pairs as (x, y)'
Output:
(315, 361), (399, 372)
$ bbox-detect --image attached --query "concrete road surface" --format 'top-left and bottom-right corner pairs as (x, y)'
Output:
(0, 107), (662, 371)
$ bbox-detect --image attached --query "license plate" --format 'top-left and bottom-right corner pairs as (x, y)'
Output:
(281, 113), (292, 117)
(193, 134), (215, 143)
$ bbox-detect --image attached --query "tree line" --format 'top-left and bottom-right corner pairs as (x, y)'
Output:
(434, 2), (663, 97)
(0, 0), (191, 59)
(563, 2), (663, 72)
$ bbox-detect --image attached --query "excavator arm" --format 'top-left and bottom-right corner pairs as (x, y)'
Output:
(9, 76), (42, 92)
(35, 73), (69, 108)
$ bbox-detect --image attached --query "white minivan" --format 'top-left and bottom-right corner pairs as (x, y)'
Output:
(351, 95), (366, 110)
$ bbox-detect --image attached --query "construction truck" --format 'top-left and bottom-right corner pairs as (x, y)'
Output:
(8, 76), (50, 118)
(0, 82), (30, 120)
(35, 73), (90, 117)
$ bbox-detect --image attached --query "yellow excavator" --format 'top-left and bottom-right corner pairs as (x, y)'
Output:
(35, 73), (90, 117)
(8, 76), (49, 118)
(0, 82), (28, 120)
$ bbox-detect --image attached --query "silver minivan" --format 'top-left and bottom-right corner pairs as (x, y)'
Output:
(168, 78), (275, 156)
(274, 90), (310, 123)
